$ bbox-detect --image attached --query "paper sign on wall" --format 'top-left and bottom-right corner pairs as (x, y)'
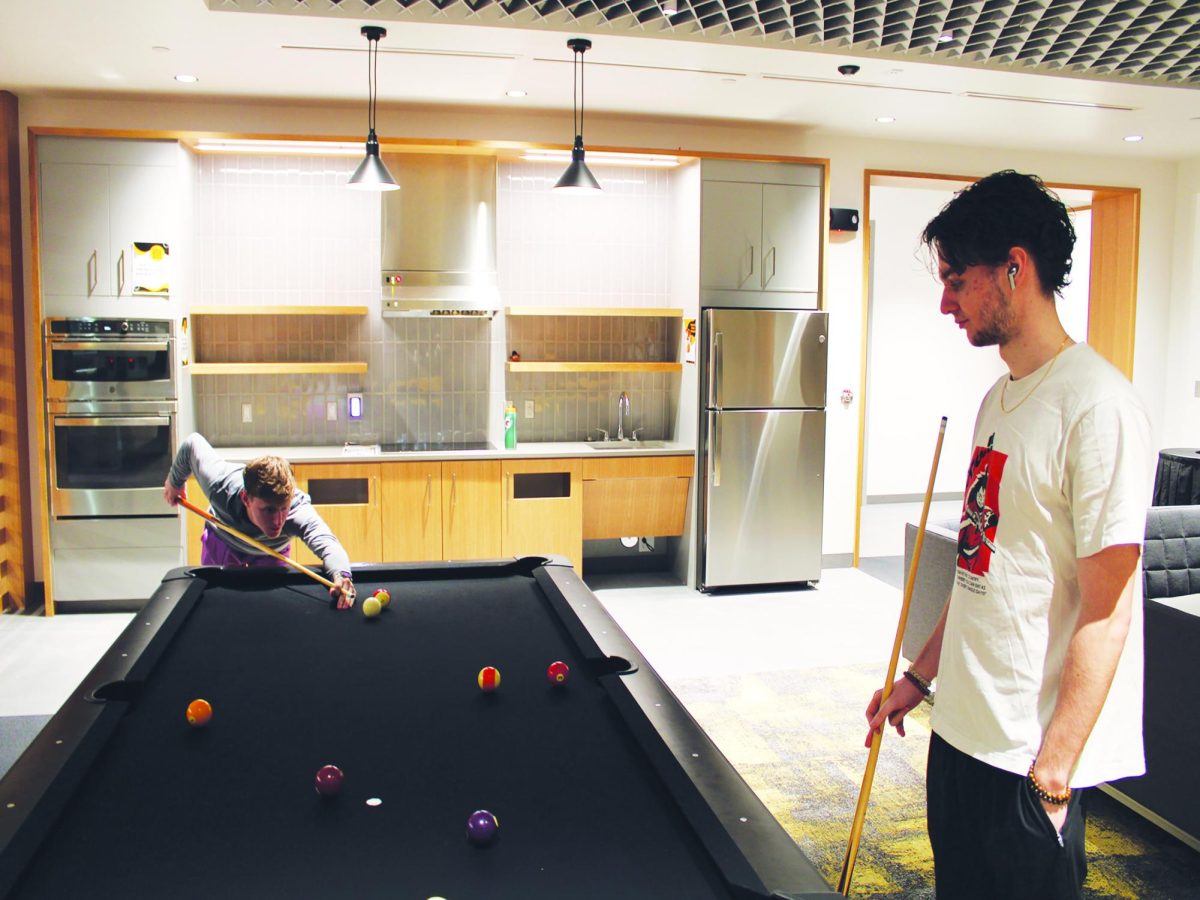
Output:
(132, 242), (169, 296)
(684, 317), (696, 365)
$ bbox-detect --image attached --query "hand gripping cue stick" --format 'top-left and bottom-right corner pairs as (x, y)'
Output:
(837, 415), (948, 896)
(177, 496), (338, 592)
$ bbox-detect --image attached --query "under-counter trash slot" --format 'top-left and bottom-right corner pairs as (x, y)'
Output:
(513, 472), (571, 499)
(307, 478), (370, 505)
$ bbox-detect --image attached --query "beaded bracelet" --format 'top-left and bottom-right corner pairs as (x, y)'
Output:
(903, 667), (932, 697)
(1027, 760), (1072, 806)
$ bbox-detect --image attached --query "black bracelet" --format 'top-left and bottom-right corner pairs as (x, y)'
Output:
(903, 669), (932, 697)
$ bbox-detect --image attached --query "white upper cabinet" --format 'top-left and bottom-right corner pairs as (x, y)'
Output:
(700, 160), (822, 305)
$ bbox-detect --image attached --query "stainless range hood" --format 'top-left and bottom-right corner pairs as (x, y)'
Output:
(380, 152), (499, 318)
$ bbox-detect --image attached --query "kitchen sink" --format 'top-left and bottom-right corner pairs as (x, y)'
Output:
(585, 440), (670, 450)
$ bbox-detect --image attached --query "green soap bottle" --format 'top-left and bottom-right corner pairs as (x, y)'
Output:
(504, 401), (517, 448)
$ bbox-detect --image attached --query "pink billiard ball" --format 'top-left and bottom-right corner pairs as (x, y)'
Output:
(315, 764), (344, 798)
(546, 660), (570, 686)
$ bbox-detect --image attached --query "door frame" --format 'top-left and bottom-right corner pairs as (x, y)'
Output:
(853, 169), (1141, 565)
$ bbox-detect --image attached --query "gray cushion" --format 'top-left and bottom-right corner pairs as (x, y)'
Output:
(1142, 505), (1200, 600)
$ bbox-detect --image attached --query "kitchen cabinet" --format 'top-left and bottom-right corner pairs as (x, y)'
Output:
(291, 463), (382, 565)
(581, 455), (693, 540)
(502, 458), (583, 568)
(443, 460), (503, 560)
(39, 158), (177, 299)
(379, 461), (443, 563)
(700, 161), (822, 297)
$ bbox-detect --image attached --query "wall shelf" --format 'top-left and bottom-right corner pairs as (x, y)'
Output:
(507, 361), (681, 374)
(189, 305), (368, 316)
(189, 362), (369, 376)
(506, 306), (682, 318)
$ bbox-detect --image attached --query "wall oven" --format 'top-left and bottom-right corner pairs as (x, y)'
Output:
(45, 317), (175, 402)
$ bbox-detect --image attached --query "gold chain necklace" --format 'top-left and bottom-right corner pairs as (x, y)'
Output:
(1000, 335), (1072, 414)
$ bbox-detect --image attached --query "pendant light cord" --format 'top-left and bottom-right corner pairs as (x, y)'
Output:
(368, 35), (377, 134)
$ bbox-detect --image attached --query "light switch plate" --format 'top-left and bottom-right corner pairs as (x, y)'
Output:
(524, 400), (535, 419)
(326, 401), (338, 422)
(241, 403), (253, 424)
(1195, 380), (1200, 398)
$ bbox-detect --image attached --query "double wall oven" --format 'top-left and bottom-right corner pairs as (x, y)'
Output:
(44, 318), (182, 605)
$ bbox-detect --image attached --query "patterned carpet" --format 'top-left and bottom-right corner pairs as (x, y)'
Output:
(670, 664), (1200, 900)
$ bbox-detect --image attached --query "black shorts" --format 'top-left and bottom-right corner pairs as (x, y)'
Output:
(927, 731), (1088, 900)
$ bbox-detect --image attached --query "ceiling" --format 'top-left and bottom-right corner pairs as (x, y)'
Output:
(2, 0), (1199, 160)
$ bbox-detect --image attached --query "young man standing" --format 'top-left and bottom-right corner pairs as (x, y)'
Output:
(163, 432), (357, 609)
(866, 171), (1153, 898)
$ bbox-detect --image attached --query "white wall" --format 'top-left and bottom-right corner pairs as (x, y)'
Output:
(14, 94), (1194, 577)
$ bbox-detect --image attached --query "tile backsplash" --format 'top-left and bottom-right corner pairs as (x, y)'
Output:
(190, 153), (682, 447)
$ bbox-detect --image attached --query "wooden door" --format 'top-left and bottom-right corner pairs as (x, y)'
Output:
(1088, 190), (1140, 379)
(380, 461), (442, 563)
(502, 458), (582, 569)
(291, 463), (382, 565)
(441, 459), (502, 560)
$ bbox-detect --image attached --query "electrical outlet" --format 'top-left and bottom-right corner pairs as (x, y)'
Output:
(326, 401), (338, 422)
(241, 403), (253, 424)
(524, 400), (535, 419)
(1195, 380), (1200, 399)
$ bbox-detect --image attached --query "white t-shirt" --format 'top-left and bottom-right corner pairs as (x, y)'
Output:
(931, 343), (1153, 787)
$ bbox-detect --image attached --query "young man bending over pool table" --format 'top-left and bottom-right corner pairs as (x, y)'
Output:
(163, 432), (357, 609)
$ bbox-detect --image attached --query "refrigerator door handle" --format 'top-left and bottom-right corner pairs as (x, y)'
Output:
(712, 414), (722, 487)
(712, 331), (723, 409)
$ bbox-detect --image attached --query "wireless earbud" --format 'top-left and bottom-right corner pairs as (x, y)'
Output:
(1007, 265), (1018, 290)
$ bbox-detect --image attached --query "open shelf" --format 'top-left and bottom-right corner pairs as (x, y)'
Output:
(506, 306), (683, 318)
(189, 362), (369, 376)
(507, 361), (682, 374)
(189, 305), (369, 316)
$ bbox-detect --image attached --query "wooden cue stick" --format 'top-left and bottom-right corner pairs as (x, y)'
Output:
(176, 496), (338, 591)
(837, 415), (948, 896)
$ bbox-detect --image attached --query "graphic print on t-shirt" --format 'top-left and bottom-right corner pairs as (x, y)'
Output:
(958, 433), (1007, 576)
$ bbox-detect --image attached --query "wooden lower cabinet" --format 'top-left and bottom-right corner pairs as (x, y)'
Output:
(291, 463), (382, 564)
(184, 477), (207, 566)
(379, 461), (443, 563)
(442, 459), (503, 560)
(581, 455), (693, 540)
(502, 458), (583, 569)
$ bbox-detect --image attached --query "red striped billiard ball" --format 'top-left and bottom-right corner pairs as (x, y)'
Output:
(546, 661), (570, 686)
(477, 666), (501, 692)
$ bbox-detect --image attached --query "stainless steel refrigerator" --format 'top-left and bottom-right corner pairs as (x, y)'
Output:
(698, 307), (828, 590)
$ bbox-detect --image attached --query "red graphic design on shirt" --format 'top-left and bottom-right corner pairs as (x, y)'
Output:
(958, 433), (1007, 575)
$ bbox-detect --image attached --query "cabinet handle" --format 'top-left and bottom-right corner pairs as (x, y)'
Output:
(741, 244), (755, 288)
(425, 473), (432, 511)
(450, 472), (457, 509)
(763, 246), (776, 288)
(504, 474), (509, 535)
(87, 250), (97, 295)
(116, 249), (125, 296)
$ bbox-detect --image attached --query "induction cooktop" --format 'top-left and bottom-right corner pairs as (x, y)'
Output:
(379, 441), (493, 452)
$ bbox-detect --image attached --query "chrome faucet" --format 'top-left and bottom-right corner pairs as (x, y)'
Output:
(617, 391), (631, 441)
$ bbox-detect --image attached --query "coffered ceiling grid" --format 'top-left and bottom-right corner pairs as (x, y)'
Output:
(207, 0), (1200, 86)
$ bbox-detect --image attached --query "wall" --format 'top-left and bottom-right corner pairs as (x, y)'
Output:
(14, 93), (1194, 578)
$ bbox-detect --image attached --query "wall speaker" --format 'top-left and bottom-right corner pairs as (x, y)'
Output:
(830, 208), (860, 232)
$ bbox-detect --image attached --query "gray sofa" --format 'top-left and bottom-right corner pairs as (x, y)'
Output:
(901, 505), (1200, 850)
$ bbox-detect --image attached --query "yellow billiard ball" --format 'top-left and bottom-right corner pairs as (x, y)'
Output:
(373, 588), (391, 609)
(362, 596), (382, 618)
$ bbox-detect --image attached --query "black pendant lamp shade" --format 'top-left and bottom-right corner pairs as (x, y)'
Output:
(554, 38), (601, 194)
(348, 25), (399, 192)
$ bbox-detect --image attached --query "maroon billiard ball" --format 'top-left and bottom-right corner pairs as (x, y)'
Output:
(315, 764), (344, 798)
(546, 660), (570, 686)
(467, 809), (499, 846)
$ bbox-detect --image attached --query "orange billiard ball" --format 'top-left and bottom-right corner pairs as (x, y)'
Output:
(186, 698), (213, 727)
(477, 666), (501, 693)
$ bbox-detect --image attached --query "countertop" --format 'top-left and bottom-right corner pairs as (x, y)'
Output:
(215, 441), (695, 464)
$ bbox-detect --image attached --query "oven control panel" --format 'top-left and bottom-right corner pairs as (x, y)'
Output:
(46, 318), (173, 337)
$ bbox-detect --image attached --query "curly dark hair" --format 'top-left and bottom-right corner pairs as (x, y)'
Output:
(921, 170), (1076, 297)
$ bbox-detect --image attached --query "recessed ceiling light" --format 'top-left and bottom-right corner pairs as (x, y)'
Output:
(937, 31), (955, 44)
(152, 46), (171, 53)
(174, 74), (199, 84)
(875, 116), (896, 124)
(1123, 134), (1144, 142)
(661, 0), (679, 13)
(506, 89), (527, 98)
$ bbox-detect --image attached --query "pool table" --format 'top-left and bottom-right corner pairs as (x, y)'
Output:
(0, 558), (833, 899)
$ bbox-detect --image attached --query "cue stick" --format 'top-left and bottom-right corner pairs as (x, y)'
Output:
(176, 496), (339, 591)
(837, 415), (948, 896)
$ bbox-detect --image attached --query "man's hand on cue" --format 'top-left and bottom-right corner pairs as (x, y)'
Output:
(331, 574), (356, 610)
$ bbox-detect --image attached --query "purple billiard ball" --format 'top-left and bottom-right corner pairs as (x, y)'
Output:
(315, 764), (344, 798)
(466, 809), (499, 846)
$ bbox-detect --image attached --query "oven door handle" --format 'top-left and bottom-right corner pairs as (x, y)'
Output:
(50, 340), (172, 353)
(52, 416), (172, 428)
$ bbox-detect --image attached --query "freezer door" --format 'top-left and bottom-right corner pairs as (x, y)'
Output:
(704, 308), (827, 409)
(701, 409), (825, 589)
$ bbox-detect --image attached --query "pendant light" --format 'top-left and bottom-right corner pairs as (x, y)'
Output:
(553, 38), (601, 194)
(347, 25), (399, 192)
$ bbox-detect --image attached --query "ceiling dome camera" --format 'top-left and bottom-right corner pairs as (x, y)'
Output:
(838, 64), (861, 76)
